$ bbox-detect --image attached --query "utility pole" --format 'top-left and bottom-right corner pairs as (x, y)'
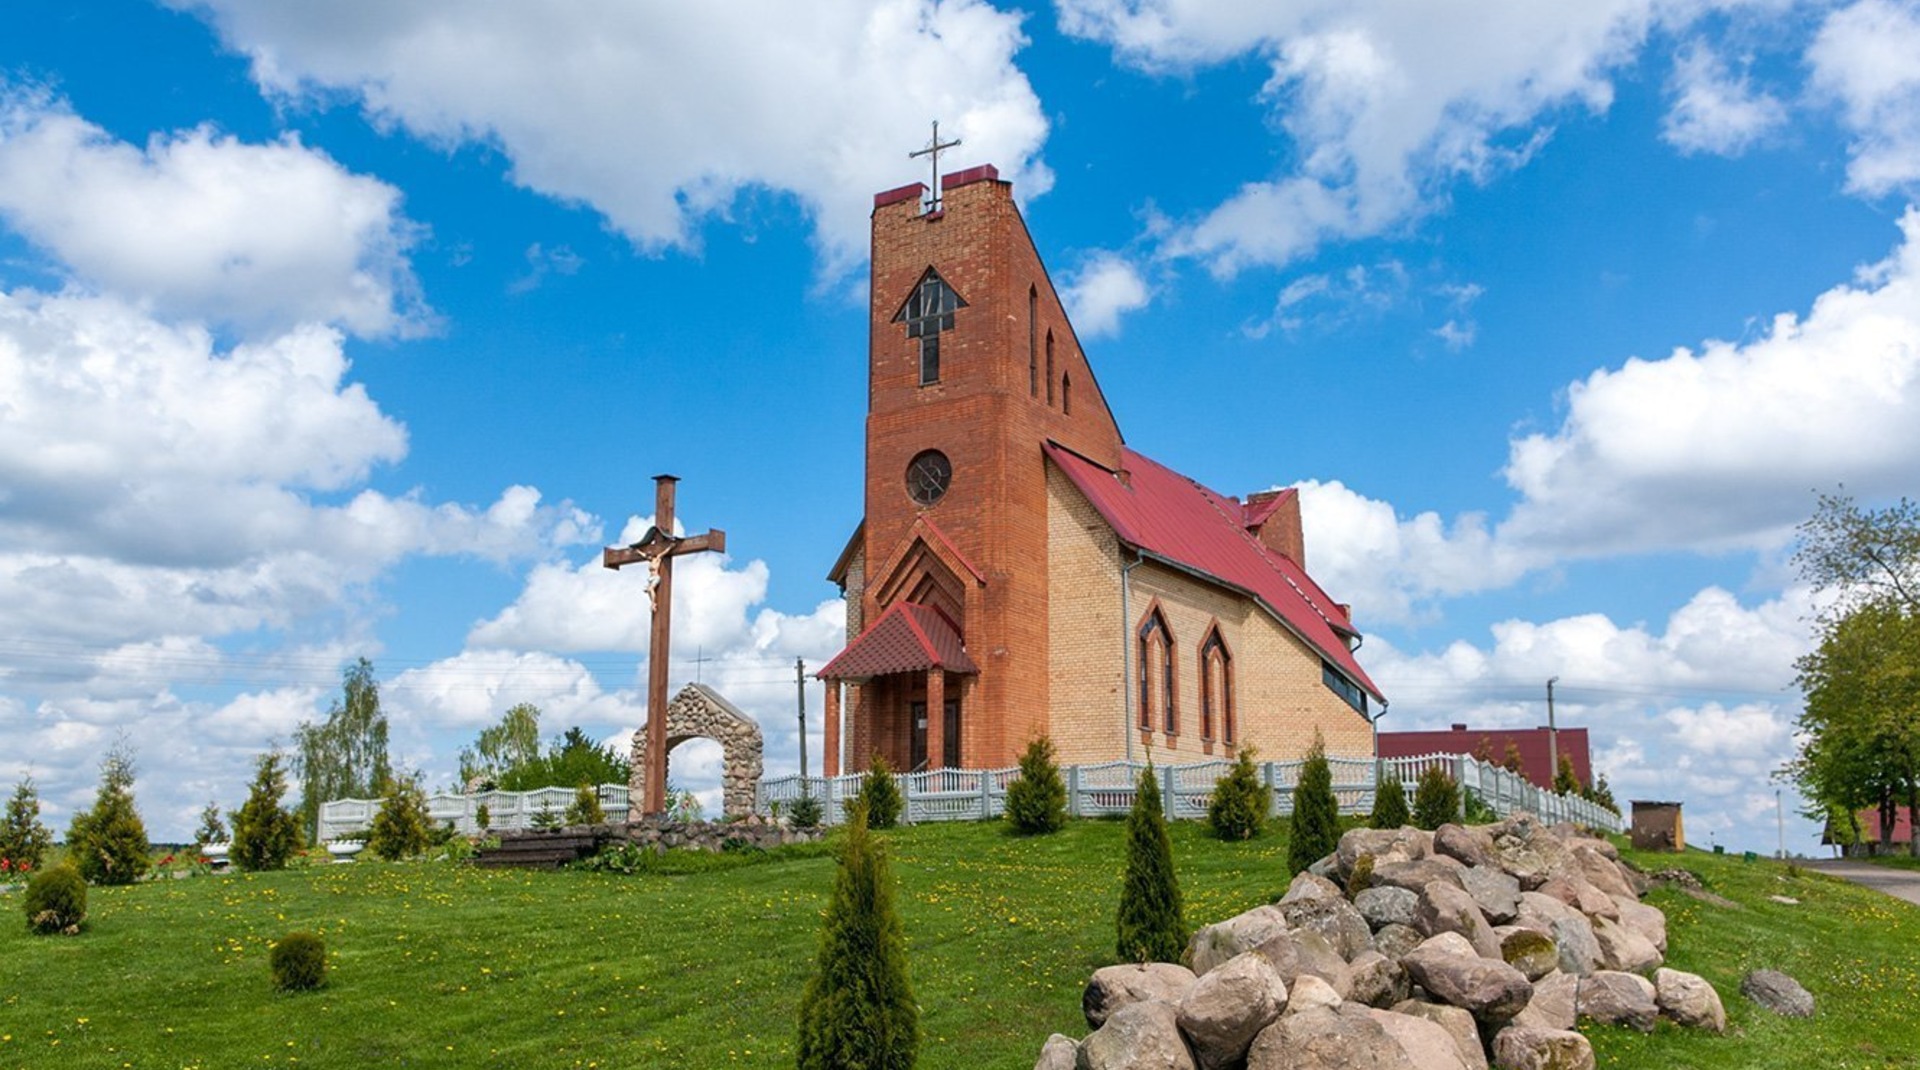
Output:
(1546, 677), (1559, 790)
(796, 657), (808, 781)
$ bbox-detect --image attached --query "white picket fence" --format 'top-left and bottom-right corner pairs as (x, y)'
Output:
(757, 753), (1623, 832)
(318, 784), (628, 842)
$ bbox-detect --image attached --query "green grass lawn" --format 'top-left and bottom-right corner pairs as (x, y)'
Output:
(2, 823), (1917, 1069)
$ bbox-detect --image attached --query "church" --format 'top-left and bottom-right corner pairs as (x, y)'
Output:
(817, 163), (1384, 777)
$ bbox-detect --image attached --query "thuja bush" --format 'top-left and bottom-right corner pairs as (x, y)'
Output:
(1116, 765), (1185, 964)
(565, 783), (606, 826)
(1005, 736), (1067, 835)
(1208, 747), (1270, 841)
(270, 931), (328, 992)
(1369, 775), (1410, 830)
(1412, 765), (1462, 830)
(23, 864), (87, 935)
(796, 802), (917, 1070)
(368, 776), (432, 860)
(1286, 735), (1340, 875)
(859, 753), (903, 830)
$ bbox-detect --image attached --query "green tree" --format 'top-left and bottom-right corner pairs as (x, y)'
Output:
(1412, 764), (1462, 830)
(458, 703), (544, 789)
(1553, 754), (1582, 796)
(1287, 735), (1341, 874)
(795, 802), (918, 1070)
(66, 740), (150, 886)
(293, 658), (393, 840)
(367, 775), (432, 861)
(231, 751), (303, 871)
(193, 801), (228, 850)
(1791, 598), (1920, 856)
(1005, 736), (1067, 835)
(1369, 774), (1410, 830)
(565, 783), (606, 826)
(0, 776), (54, 870)
(858, 753), (903, 830)
(1116, 765), (1185, 963)
(1208, 747), (1270, 841)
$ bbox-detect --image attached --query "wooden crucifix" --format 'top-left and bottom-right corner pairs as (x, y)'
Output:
(603, 474), (726, 816)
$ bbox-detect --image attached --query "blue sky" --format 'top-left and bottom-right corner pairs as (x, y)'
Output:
(4, 1), (1918, 852)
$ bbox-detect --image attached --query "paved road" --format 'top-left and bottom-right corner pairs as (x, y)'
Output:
(1804, 859), (1920, 906)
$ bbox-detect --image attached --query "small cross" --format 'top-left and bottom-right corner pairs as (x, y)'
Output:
(909, 120), (962, 213)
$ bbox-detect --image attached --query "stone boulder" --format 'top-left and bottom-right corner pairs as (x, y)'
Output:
(1367, 1008), (1474, 1070)
(1509, 971), (1577, 1033)
(1401, 934), (1534, 1023)
(1653, 967), (1726, 1033)
(1461, 865), (1523, 925)
(1434, 823), (1495, 868)
(1740, 968), (1814, 1018)
(1489, 1026), (1595, 1070)
(1247, 1004), (1417, 1070)
(1336, 827), (1431, 879)
(1497, 927), (1559, 981)
(1415, 880), (1504, 960)
(1078, 1000), (1196, 1070)
(1371, 857), (1468, 895)
(1254, 929), (1353, 1000)
(1176, 952), (1289, 1070)
(1187, 905), (1290, 977)
(1590, 915), (1661, 975)
(1347, 950), (1410, 1008)
(1085, 963), (1198, 1028)
(1390, 1001), (1488, 1070)
(1278, 893), (1374, 960)
(1034, 1033), (1078, 1070)
(1576, 970), (1658, 1033)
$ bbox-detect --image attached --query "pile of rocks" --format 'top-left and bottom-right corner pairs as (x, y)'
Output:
(1036, 816), (1729, 1070)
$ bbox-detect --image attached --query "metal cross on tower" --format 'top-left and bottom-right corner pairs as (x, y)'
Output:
(603, 474), (726, 816)
(909, 120), (962, 213)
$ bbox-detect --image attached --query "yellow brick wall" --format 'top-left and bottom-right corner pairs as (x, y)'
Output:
(1046, 461), (1374, 766)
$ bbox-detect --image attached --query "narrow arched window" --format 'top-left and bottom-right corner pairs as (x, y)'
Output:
(1028, 286), (1039, 397)
(1138, 609), (1175, 735)
(1200, 628), (1233, 743)
(1045, 331), (1055, 406)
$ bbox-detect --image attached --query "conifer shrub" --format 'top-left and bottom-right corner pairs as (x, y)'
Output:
(367, 776), (432, 860)
(1005, 736), (1067, 835)
(858, 753), (903, 830)
(1412, 765), (1463, 830)
(1207, 747), (1270, 841)
(232, 751), (303, 872)
(1, 777), (55, 871)
(1369, 775), (1410, 830)
(270, 931), (328, 992)
(1286, 735), (1340, 875)
(788, 791), (823, 830)
(795, 802), (917, 1070)
(66, 742), (151, 886)
(565, 783), (606, 826)
(23, 864), (86, 935)
(1116, 765), (1186, 963)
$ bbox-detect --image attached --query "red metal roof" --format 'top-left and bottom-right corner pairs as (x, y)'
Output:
(818, 601), (979, 681)
(1377, 726), (1593, 791)
(1045, 442), (1382, 702)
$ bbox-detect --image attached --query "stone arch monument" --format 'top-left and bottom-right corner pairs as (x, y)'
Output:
(631, 682), (765, 819)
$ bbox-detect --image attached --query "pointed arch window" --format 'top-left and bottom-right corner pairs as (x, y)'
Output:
(894, 268), (967, 386)
(1138, 608), (1176, 735)
(1028, 286), (1039, 397)
(1200, 627), (1233, 743)
(1046, 331), (1056, 406)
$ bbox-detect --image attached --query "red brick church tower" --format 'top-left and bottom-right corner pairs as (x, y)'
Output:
(820, 165), (1383, 777)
